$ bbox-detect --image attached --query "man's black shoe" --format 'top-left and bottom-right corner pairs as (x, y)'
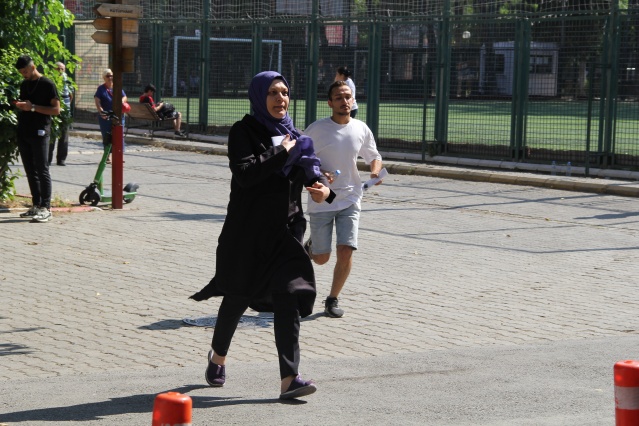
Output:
(324, 297), (344, 318)
(57, 161), (66, 166)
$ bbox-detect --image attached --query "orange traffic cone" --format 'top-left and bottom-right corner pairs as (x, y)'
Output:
(615, 360), (639, 426)
(152, 392), (192, 426)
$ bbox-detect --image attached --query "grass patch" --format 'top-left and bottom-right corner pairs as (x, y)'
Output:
(165, 97), (639, 155)
(0, 194), (74, 210)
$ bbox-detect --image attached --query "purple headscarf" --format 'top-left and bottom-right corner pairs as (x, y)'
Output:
(249, 71), (301, 139)
(249, 71), (321, 181)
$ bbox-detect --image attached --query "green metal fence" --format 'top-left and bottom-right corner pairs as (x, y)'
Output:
(66, 0), (639, 171)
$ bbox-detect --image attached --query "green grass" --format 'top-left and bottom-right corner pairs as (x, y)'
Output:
(165, 97), (639, 154)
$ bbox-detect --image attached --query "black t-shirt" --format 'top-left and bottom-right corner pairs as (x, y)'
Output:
(18, 76), (59, 137)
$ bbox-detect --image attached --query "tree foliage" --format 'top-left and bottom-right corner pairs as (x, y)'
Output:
(0, 0), (79, 201)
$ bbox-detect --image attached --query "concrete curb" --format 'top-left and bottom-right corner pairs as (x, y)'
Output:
(69, 127), (639, 198)
(382, 162), (639, 198)
(1, 205), (100, 214)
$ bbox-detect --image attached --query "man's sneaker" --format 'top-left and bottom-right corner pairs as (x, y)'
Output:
(31, 207), (52, 223)
(324, 297), (344, 318)
(303, 238), (312, 258)
(175, 130), (186, 137)
(205, 350), (225, 387)
(20, 206), (38, 218)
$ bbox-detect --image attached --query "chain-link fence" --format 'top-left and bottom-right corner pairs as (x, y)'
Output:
(66, 0), (639, 171)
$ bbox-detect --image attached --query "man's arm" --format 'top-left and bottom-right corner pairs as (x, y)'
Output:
(369, 159), (382, 179)
(18, 98), (60, 116)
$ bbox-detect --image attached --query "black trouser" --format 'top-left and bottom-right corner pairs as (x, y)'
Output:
(212, 293), (301, 379)
(18, 134), (52, 209)
(48, 123), (68, 164)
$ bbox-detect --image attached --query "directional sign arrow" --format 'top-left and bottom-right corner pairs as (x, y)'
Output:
(91, 31), (139, 48)
(92, 17), (139, 33)
(94, 3), (142, 18)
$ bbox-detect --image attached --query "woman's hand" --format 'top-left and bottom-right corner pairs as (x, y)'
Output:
(281, 134), (296, 152)
(306, 182), (330, 203)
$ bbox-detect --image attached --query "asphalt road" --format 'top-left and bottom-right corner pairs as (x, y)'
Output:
(2, 132), (639, 425)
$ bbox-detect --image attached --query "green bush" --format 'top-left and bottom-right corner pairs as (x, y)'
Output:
(0, 0), (79, 201)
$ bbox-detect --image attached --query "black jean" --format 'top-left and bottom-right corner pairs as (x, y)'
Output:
(212, 293), (301, 379)
(48, 123), (68, 164)
(18, 134), (52, 209)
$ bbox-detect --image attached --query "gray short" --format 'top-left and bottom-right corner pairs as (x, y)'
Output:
(308, 203), (360, 254)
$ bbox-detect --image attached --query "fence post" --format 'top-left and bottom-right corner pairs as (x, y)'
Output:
(304, 0), (320, 127)
(198, 0), (210, 131)
(421, 51), (431, 161)
(434, 0), (451, 150)
(510, 18), (531, 161)
(366, 21), (382, 140)
(599, 0), (620, 167)
(151, 23), (162, 101)
(251, 22), (263, 82)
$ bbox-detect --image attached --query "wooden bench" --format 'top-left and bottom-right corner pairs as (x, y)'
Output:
(125, 102), (177, 137)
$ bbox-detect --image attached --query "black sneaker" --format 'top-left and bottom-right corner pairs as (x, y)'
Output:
(20, 206), (38, 218)
(57, 161), (66, 166)
(324, 297), (344, 318)
(175, 130), (186, 137)
(205, 350), (225, 387)
(303, 238), (312, 258)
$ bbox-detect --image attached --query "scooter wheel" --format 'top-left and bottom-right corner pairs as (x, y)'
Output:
(79, 188), (101, 206)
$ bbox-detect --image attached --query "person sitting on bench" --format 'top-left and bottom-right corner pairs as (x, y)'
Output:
(139, 84), (186, 136)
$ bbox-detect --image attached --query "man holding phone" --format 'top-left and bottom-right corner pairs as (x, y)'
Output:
(14, 55), (61, 222)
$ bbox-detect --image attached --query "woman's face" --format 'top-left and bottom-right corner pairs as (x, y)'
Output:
(266, 79), (289, 119)
(103, 72), (113, 86)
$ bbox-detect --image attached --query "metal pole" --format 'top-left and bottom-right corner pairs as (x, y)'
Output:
(366, 21), (382, 139)
(585, 62), (596, 177)
(111, 3), (124, 210)
(305, 0), (320, 127)
(152, 23), (162, 101)
(434, 0), (451, 150)
(251, 22), (263, 83)
(198, 0), (210, 131)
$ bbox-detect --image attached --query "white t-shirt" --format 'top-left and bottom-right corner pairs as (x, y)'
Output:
(304, 117), (381, 213)
(345, 78), (358, 111)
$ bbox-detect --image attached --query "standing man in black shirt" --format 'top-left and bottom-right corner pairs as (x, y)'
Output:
(14, 55), (60, 223)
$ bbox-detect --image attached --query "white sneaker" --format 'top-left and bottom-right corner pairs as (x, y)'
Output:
(32, 207), (52, 223)
(20, 206), (38, 218)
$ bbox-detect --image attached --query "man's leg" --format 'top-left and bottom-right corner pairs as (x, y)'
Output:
(48, 138), (55, 165)
(57, 124), (68, 164)
(176, 112), (182, 131)
(17, 137), (40, 207)
(329, 245), (354, 298)
(307, 211), (335, 265)
(33, 135), (52, 208)
(325, 204), (360, 317)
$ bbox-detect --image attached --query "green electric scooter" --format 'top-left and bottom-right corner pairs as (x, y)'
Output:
(79, 111), (139, 206)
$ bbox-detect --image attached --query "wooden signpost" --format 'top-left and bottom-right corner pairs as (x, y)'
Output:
(92, 0), (142, 209)
(92, 5), (140, 49)
(93, 3), (141, 18)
